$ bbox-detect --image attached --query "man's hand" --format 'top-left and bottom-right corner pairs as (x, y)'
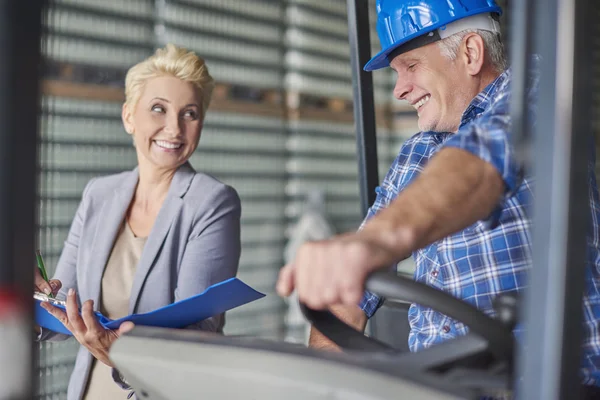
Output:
(276, 231), (410, 310)
(40, 288), (134, 367)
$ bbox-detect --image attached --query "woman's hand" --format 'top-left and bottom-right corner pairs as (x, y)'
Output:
(34, 266), (62, 335)
(40, 288), (135, 367)
(34, 266), (61, 297)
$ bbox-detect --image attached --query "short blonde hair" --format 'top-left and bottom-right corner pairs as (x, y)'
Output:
(124, 44), (215, 119)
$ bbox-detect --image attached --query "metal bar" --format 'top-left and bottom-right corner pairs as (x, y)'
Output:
(290, 25), (350, 43)
(285, 45), (350, 63)
(508, 0), (535, 170)
(0, 1), (45, 399)
(162, 21), (284, 50)
(47, 0), (156, 25)
(290, 2), (347, 21)
(167, 0), (284, 27)
(44, 29), (155, 50)
(285, 67), (362, 85)
(346, 0), (379, 217)
(516, 0), (592, 398)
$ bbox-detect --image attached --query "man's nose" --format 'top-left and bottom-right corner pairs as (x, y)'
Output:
(393, 78), (412, 101)
(393, 69), (414, 101)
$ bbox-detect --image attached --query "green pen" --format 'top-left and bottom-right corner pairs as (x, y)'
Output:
(36, 249), (54, 298)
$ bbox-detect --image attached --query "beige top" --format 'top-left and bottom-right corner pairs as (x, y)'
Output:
(83, 221), (147, 400)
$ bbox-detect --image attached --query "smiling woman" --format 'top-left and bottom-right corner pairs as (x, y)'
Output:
(33, 44), (241, 400)
(123, 75), (204, 174)
(122, 45), (214, 185)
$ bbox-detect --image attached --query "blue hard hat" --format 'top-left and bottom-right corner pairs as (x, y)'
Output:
(364, 0), (503, 71)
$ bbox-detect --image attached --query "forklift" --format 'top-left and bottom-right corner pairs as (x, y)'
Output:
(0, 0), (595, 399)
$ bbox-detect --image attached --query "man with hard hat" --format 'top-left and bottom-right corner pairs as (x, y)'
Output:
(276, 0), (600, 394)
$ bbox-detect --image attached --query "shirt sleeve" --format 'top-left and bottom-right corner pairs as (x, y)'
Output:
(441, 77), (525, 198)
(359, 288), (386, 318)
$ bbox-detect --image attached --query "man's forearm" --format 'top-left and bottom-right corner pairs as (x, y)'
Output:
(361, 147), (504, 260)
(308, 304), (367, 351)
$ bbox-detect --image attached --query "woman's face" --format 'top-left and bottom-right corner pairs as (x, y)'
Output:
(122, 76), (204, 174)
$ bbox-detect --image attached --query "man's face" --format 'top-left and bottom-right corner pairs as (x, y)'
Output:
(390, 41), (479, 133)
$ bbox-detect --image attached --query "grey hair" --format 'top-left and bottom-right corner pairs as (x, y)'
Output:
(437, 30), (507, 73)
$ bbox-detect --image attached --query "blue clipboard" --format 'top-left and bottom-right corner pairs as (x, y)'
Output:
(35, 277), (265, 336)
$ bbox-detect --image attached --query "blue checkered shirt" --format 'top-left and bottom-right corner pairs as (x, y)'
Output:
(359, 58), (600, 385)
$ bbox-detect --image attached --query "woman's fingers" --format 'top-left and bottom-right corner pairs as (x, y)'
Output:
(49, 279), (62, 296)
(34, 268), (52, 295)
(65, 288), (86, 335)
(81, 300), (103, 337)
(33, 265), (62, 297)
(40, 302), (71, 331)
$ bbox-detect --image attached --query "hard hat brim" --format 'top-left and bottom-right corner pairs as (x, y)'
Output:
(364, 47), (392, 72)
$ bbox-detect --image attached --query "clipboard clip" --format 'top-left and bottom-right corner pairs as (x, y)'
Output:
(34, 291), (66, 307)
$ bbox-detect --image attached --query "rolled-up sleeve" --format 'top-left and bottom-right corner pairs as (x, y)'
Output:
(442, 83), (524, 198)
(443, 56), (542, 200)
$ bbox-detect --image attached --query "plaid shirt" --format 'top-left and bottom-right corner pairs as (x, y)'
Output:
(359, 57), (600, 385)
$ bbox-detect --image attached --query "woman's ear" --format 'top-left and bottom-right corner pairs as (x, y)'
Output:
(122, 103), (134, 135)
(461, 33), (486, 76)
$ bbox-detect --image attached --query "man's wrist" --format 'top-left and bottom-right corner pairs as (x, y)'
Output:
(308, 327), (342, 352)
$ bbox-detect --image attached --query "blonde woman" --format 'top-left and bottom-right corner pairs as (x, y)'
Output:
(34, 44), (241, 400)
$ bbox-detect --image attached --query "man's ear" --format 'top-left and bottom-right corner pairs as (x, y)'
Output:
(461, 33), (486, 76)
(122, 103), (134, 135)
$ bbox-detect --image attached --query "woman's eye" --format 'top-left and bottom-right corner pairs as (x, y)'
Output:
(408, 64), (416, 71)
(184, 110), (198, 119)
(151, 104), (165, 113)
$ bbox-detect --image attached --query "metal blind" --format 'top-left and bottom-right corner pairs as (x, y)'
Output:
(284, 0), (401, 234)
(282, 0), (419, 344)
(158, 0), (288, 339)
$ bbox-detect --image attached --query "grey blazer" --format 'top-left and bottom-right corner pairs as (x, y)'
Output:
(39, 162), (241, 400)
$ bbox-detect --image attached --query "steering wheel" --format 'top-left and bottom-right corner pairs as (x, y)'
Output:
(299, 271), (515, 363)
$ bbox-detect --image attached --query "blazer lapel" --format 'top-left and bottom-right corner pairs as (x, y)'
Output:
(85, 170), (138, 307)
(128, 162), (196, 313)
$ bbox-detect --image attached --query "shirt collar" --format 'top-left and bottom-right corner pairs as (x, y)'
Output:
(459, 68), (509, 128)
